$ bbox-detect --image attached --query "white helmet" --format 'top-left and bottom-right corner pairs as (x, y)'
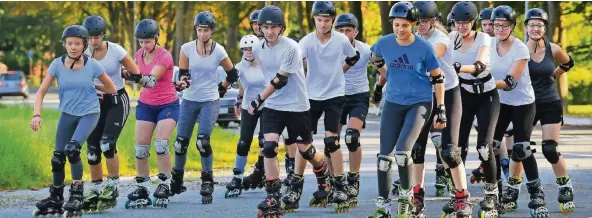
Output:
(240, 35), (259, 49)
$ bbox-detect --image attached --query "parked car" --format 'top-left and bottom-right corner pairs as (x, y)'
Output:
(0, 71), (29, 99)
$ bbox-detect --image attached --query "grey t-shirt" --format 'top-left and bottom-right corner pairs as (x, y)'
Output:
(48, 56), (105, 116)
(253, 37), (310, 112)
(181, 41), (229, 102)
(85, 41), (127, 93)
(236, 60), (267, 110)
(344, 40), (371, 95)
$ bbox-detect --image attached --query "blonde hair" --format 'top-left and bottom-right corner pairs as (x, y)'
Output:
(432, 19), (449, 35)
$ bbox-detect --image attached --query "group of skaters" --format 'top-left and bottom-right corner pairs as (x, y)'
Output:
(27, 1), (576, 218)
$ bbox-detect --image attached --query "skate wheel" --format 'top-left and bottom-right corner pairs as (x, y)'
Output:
(560, 202), (575, 215)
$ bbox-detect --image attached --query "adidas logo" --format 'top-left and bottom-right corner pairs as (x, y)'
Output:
(389, 54), (414, 70)
(297, 136), (303, 140)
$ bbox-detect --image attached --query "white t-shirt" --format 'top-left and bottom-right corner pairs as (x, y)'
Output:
(450, 31), (495, 93)
(85, 41), (127, 93)
(426, 30), (458, 91)
(300, 31), (357, 100)
(236, 60), (266, 110)
(490, 38), (535, 106)
(253, 37), (310, 112)
(181, 41), (228, 102)
(344, 40), (371, 95)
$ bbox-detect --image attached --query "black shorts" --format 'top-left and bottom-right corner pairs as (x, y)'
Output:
(309, 96), (345, 134)
(340, 92), (370, 127)
(261, 108), (313, 144)
(533, 100), (563, 126)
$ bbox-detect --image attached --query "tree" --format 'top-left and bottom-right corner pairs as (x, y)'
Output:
(349, 1), (364, 41)
(378, 1), (392, 35)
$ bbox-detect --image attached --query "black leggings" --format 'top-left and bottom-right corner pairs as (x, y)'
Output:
(458, 89), (499, 183)
(494, 103), (539, 181)
(238, 109), (264, 154)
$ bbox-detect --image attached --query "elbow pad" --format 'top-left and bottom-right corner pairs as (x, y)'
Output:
(270, 73), (288, 89)
(345, 51), (361, 66)
(225, 67), (239, 84)
(472, 61), (486, 77)
(374, 59), (385, 68)
(559, 55), (574, 72)
(141, 75), (157, 88)
(179, 69), (191, 88)
(430, 73), (445, 84)
(503, 75), (518, 91)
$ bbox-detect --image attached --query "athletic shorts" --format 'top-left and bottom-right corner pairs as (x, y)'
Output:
(261, 108), (313, 144)
(340, 92), (370, 128)
(309, 96), (345, 134)
(533, 100), (563, 126)
(136, 99), (180, 123)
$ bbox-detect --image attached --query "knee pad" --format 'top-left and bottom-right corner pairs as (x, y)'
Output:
(154, 139), (170, 156)
(323, 136), (340, 154)
(258, 136), (265, 149)
(64, 140), (82, 164)
(542, 140), (561, 164)
(411, 143), (425, 164)
(86, 143), (102, 165)
(299, 145), (317, 160)
(262, 141), (279, 158)
(324, 146), (331, 158)
(236, 139), (252, 156)
(394, 151), (412, 167)
(476, 142), (491, 162)
(135, 144), (150, 159)
(100, 136), (117, 158)
(345, 128), (361, 152)
(441, 145), (462, 168)
(51, 151), (66, 172)
(492, 140), (502, 155)
(196, 134), (212, 157)
(431, 135), (442, 150)
(377, 155), (394, 172)
(511, 141), (534, 161)
(505, 123), (514, 137)
(173, 136), (190, 156)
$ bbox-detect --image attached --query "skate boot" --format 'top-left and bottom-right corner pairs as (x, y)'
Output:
(243, 160), (265, 191)
(500, 176), (522, 212)
(257, 179), (285, 218)
(391, 179), (401, 196)
(332, 175), (350, 213)
(33, 184), (64, 217)
(500, 158), (510, 180)
(309, 161), (332, 208)
(366, 197), (392, 218)
(441, 174), (457, 217)
(346, 172), (360, 208)
(200, 171), (215, 204)
(396, 188), (413, 218)
(281, 154), (295, 194)
(82, 181), (101, 213)
(97, 177), (119, 212)
(556, 176), (575, 215)
(453, 190), (473, 218)
(470, 163), (485, 184)
(225, 168), (243, 198)
(410, 185), (426, 218)
(282, 174), (304, 213)
(152, 173), (171, 208)
(435, 164), (447, 197)
(478, 183), (499, 218)
(125, 177), (151, 209)
(63, 183), (84, 218)
(169, 168), (187, 196)
(527, 179), (549, 218)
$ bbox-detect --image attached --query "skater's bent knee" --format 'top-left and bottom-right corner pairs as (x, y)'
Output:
(345, 128), (361, 152)
(196, 135), (212, 157)
(174, 136), (190, 155)
(51, 151), (66, 172)
(263, 141), (279, 158)
(394, 151), (412, 167)
(323, 136), (340, 153)
(236, 139), (252, 156)
(377, 155), (394, 172)
(154, 140), (170, 156)
(64, 140), (82, 164)
(100, 135), (117, 158)
(86, 143), (102, 165)
(542, 140), (561, 164)
(511, 141), (534, 161)
(299, 145), (317, 160)
(441, 145), (462, 168)
(135, 144), (151, 159)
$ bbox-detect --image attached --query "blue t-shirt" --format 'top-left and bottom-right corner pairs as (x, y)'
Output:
(48, 56), (105, 116)
(370, 34), (439, 105)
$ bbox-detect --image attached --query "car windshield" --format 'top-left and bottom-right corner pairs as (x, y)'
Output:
(0, 73), (23, 80)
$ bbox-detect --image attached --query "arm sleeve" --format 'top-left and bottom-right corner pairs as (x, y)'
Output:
(93, 60), (106, 79)
(217, 45), (230, 63)
(425, 45), (440, 72)
(113, 43), (128, 61)
(370, 39), (383, 58)
(47, 59), (59, 77)
(343, 36), (357, 57)
(279, 45), (298, 74)
(156, 51), (174, 70)
(513, 44), (531, 61)
(298, 37), (307, 59)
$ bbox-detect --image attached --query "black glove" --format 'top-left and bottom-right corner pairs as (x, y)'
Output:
(123, 70), (142, 83)
(218, 82), (227, 98)
(435, 104), (447, 125)
(250, 94), (265, 114)
(453, 62), (461, 74)
(373, 84), (384, 104)
(345, 51), (361, 66)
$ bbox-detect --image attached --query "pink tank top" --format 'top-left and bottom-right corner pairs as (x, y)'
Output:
(135, 47), (178, 106)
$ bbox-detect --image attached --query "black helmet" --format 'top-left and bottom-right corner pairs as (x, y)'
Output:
(250, 10), (261, 24)
(524, 8), (548, 25)
(479, 8), (494, 21)
(62, 25), (89, 50)
(258, 5), (285, 27)
(335, 13), (359, 29)
(450, 1), (478, 22)
(413, 1), (438, 19)
(194, 11), (216, 29)
(311, 1), (336, 18)
(135, 19), (159, 39)
(82, 15), (106, 36)
(491, 5), (516, 25)
(389, 1), (419, 22)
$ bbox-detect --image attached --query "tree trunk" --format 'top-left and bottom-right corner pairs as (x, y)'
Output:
(379, 1), (392, 35)
(349, 1), (364, 42)
(225, 1), (241, 62)
(305, 1), (314, 33)
(297, 1), (306, 38)
(174, 2), (184, 63)
(547, 1), (568, 112)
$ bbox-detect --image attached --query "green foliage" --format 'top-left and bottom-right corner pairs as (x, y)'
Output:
(567, 66), (592, 105)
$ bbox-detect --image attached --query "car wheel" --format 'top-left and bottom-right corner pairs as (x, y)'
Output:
(218, 121), (230, 128)
(23, 94), (29, 99)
